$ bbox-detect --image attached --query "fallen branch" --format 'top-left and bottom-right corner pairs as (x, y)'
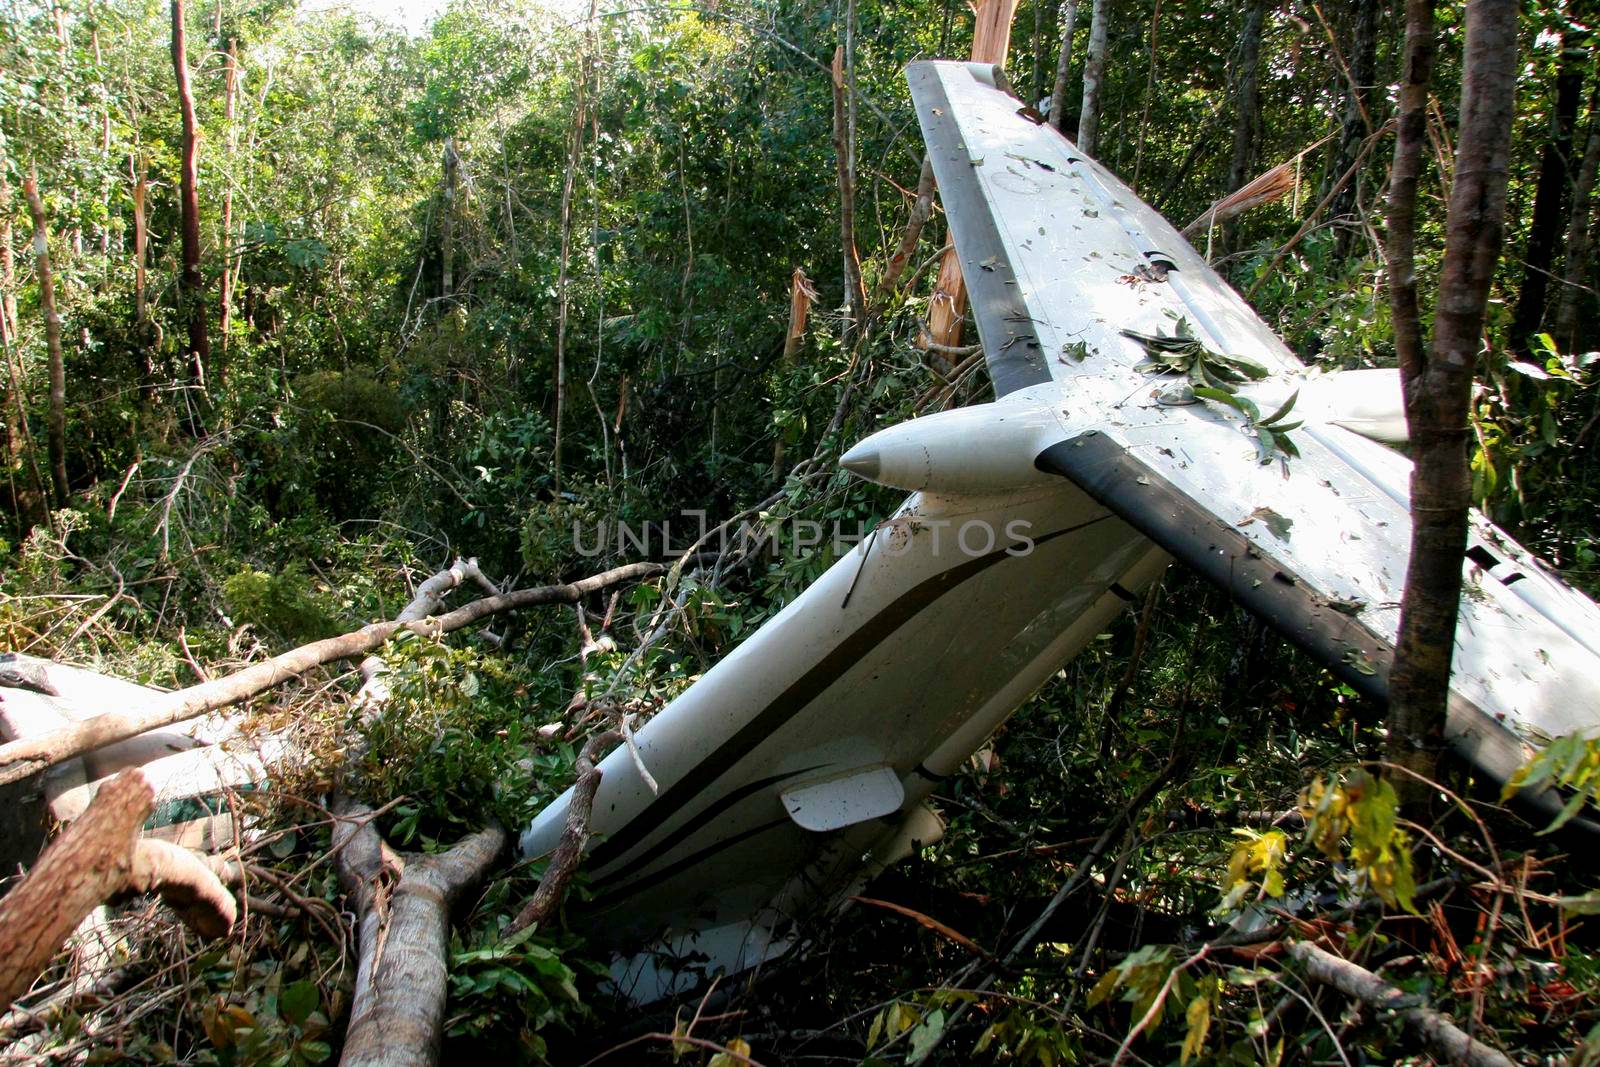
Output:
(1287, 941), (1516, 1067)
(0, 770), (236, 1009)
(333, 798), (506, 1067)
(0, 562), (668, 786)
(510, 729), (620, 934)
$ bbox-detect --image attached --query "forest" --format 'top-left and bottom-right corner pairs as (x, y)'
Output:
(0, 0), (1598, 1062)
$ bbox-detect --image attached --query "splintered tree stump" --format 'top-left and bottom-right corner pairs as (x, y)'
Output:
(0, 769), (236, 1009)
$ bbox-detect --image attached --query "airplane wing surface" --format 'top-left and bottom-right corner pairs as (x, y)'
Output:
(903, 60), (1600, 783)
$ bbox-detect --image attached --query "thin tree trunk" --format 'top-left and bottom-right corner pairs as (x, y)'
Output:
(22, 173), (68, 509)
(170, 0), (211, 403)
(1077, 0), (1111, 157)
(831, 44), (866, 335)
(1228, 0), (1266, 196)
(553, 0), (600, 492)
(873, 159), (935, 309)
(440, 136), (457, 302)
(1, 168), (15, 342)
(1030, 0), (1051, 106)
(1555, 95), (1600, 351)
(218, 37), (238, 352)
(1130, 0), (1161, 191)
(1330, 0), (1381, 257)
(1510, 34), (1587, 350)
(1048, 0), (1081, 131)
(130, 156), (156, 404)
(1385, 0), (1518, 809)
(332, 799), (505, 1067)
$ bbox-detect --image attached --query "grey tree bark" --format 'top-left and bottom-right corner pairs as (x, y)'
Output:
(333, 799), (505, 1067)
(1076, 0), (1110, 156)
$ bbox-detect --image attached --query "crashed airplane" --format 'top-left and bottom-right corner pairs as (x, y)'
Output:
(520, 60), (1600, 1001)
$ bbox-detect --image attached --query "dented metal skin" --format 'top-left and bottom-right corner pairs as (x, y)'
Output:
(523, 61), (1600, 1003)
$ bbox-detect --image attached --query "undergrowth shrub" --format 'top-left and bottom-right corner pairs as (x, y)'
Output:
(353, 634), (575, 846)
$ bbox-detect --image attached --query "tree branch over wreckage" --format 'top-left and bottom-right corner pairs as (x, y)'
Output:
(0, 561), (671, 786)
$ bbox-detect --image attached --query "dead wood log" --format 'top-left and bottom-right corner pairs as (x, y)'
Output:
(333, 799), (506, 1067)
(0, 561), (668, 787)
(1287, 941), (1515, 1067)
(0, 770), (236, 1009)
(509, 729), (619, 934)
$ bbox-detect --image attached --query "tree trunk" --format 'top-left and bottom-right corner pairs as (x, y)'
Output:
(1555, 93), (1600, 351)
(1228, 0), (1266, 198)
(1, 164), (16, 340)
(1329, 0), (1381, 257)
(218, 37), (238, 353)
(1129, 0), (1161, 191)
(831, 44), (866, 335)
(131, 156), (156, 404)
(170, 0), (212, 404)
(22, 173), (68, 509)
(1384, 0), (1518, 809)
(1031, 0), (1054, 106)
(333, 799), (505, 1067)
(1048, 0), (1081, 132)
(0, 770), (235, 1011)
(1077, 0), (1111, 157)
(1509, 34), (1587, 351)
(440, 136), (457, 302)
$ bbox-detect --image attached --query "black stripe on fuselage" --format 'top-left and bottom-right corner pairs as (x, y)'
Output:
(584, 516), (1112, 874)
(588, 816), (795, 912)
(592, 768), (821, 887)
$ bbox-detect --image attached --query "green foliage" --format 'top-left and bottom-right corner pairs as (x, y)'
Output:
(446, 919), (599, 1056)
(1502, 731), (1600, 833)
(355, 633), (573, 844)
(222, 565), (339, 643)
(1216, 828), (1288, 911)
(1300, 769), (1418, 913)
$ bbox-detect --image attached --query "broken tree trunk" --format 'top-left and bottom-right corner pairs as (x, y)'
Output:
(772, 269), (818, 478)
(22, 172), (68, 509)
(0, 561), (671, 787)
(0, 769), (236, 1010)
(925, 0), (1020, 353)
(1288, 942), (1516, 1067)
(333, 798), (505, 1067)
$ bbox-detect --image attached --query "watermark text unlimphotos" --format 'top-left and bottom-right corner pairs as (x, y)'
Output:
(572, 511), (1037, 559)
